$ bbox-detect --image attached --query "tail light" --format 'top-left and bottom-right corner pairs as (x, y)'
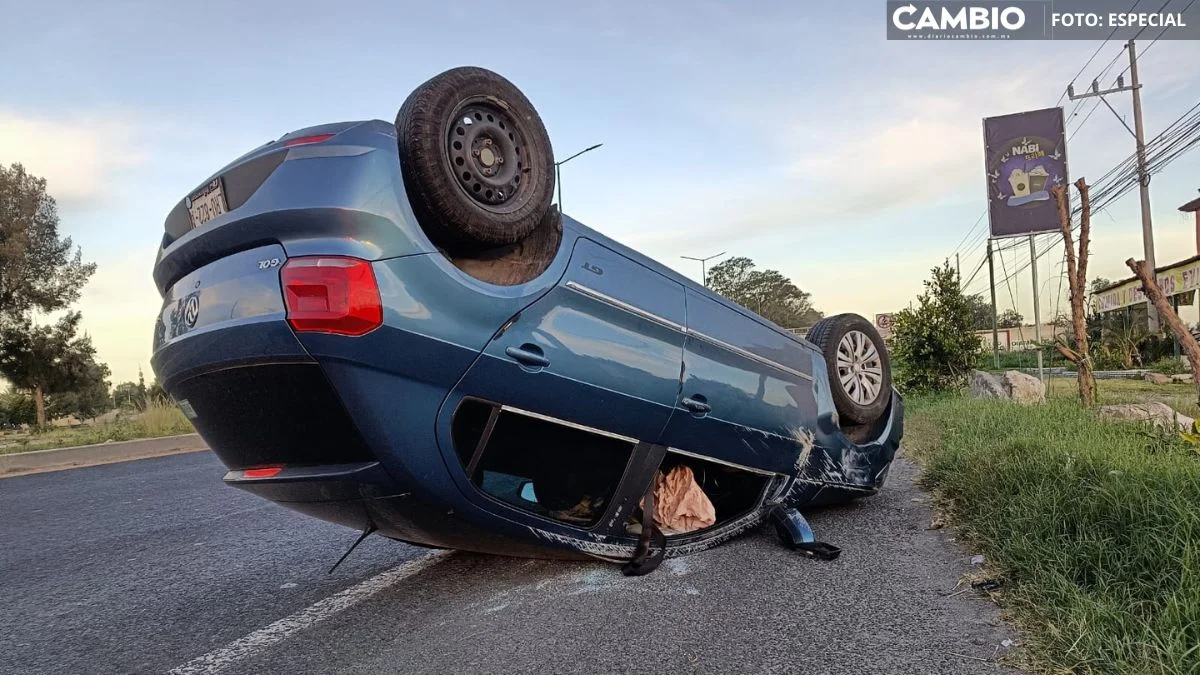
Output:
(283, 133), (335, 147)
(282, 257), (382, 336)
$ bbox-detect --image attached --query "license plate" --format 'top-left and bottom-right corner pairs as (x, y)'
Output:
(187, 178), (228, 228)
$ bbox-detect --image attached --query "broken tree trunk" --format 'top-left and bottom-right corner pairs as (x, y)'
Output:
(1051, 179), (1097, 407)
(1125, 257), (1200, 407)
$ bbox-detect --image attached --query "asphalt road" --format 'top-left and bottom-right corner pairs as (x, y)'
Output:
(1, 451), (1015, 674)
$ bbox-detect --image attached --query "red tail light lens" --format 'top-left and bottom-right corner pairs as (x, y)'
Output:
(243, 466), (284, 478)
(282, 257), (382, 336)
(283, 133), (335, 147)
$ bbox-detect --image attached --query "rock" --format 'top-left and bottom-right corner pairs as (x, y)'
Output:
(1003, 370), (1046, 404)
(969, 370), (1007, 399)
(1144, 372), (1172, 384)
(1098, 402), (1196, 432)
(1172, 373), (1194, 384)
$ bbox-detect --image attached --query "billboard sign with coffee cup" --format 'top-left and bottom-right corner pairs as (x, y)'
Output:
(983, 107), (1068, 238)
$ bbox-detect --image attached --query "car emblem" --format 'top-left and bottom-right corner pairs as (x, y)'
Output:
(184, 196), (192, 209)
(184, 294), (200, 328)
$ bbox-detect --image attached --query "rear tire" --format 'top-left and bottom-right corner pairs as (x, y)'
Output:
(396, 67), (555, 252)
(806, 314), (892, 426)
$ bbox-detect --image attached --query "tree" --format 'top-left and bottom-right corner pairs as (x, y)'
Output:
(997, 308), (1024, 328)
(0, 312), (109, 426)
(147, 377), (167, 403)
(113, 381), (146, 410)
(0, 391), (36, 426)
(1052, 180), (1097, 407)
(1127, 256), (1200, 406)
(0, 163), (100, 426)
(1089, 277), (1113, 299)
(965, 294), (994, 331)
(888, 262), (981, 392)
(706, 256), (823, 328)
(0, 163), (95, 321)
(46, 363), (112, 421)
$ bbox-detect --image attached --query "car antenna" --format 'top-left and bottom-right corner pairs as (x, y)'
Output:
(328, 523), (378, 575)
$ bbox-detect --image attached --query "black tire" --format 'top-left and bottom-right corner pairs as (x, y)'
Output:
(396, 67), (555, 251)
(805, 313), (892, 426)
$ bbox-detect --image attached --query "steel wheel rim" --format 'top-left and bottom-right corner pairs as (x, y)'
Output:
(446, 101), (530, 214)
(835, 330), (883, 406)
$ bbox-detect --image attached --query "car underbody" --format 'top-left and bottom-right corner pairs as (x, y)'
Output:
(151, 68), (904, 574)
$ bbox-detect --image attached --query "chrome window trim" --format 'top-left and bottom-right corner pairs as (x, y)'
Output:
(563, 280), (685, 332)
(499, 405), (639, 444)
(685, 330), (814, 381)
(665, 446), (781, 477)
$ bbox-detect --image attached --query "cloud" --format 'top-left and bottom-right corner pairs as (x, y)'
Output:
(591, 73), (1045, 256)
(0, 108), (146, 206)
(75, 251), (161, 385)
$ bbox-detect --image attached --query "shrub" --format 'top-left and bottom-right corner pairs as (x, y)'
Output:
(1149, 356), (1190, 376)
(888, 262), (981, 392)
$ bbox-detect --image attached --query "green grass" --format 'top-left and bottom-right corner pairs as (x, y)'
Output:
(0, 398), (194, 455)
(1046, 377), (1199, 419)
(906, 394), (1200, 674)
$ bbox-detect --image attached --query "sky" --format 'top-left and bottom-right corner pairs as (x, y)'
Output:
(2, 0), (1199, 385)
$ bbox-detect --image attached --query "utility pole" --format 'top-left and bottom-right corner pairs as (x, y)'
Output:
(1030, 234), (1044, 382)
(680, 252), (726, 287)
(988, 239), (1000, 368)
(955, 252), (961, 280)
(1128, 39), (1158, 332)
(1067, 39), (1157, 331)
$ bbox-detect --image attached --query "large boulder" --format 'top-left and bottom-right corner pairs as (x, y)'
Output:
(1144, 372), (1172, 385)
(969, 370), (1045, 404)
(970, 370), (1007, 399)
(1003, 370), (1046, 405)
(1098, 402), (1196, 432)
(1172, 373), (1194, 384)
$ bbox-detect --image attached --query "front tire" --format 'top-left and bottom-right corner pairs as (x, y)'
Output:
(396, 67), (555, 252)
(806, 314), (891, 425)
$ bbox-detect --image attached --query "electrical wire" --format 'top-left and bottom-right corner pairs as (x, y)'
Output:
(1113, 0), (1197, 80)
(1056, 0), (1145, 107)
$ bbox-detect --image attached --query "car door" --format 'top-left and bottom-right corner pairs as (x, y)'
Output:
(658, 289), (820, 473)
(445, 237), (687, 444)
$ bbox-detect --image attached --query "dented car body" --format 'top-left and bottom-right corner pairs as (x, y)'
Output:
(151, 70), (902, 565)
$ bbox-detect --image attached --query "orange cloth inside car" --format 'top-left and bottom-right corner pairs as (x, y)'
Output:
(650, 465), (716, 534)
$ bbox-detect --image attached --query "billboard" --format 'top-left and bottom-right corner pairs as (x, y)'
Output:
(983, 107), (1068, 238)
(1091, 255), (1200, 313)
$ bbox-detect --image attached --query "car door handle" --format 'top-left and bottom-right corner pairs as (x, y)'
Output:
(681, 396), (711, 414)
(505, 344), (550, 368)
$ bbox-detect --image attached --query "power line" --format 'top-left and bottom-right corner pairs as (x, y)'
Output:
(949, 209), (988, 258)
(1057, 0), (1144, 107)
(1113, 0), (1196, 80)
(996, 243), (1022, 315)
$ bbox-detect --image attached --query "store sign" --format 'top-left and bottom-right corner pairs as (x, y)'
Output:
(1092, 257), (1200, 312)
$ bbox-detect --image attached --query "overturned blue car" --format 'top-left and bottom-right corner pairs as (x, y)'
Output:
(150, 67), (903, 574)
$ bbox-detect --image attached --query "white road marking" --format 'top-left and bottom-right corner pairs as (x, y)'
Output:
(168, 550), (453, 675)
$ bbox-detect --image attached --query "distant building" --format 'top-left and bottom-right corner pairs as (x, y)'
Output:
(973, 322), (1066, 352)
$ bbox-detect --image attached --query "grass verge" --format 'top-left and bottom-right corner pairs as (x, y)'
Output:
(906, 394), (1200, 674)
(0, 399), (195, 455)
(1045, 377), (1199, 419)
